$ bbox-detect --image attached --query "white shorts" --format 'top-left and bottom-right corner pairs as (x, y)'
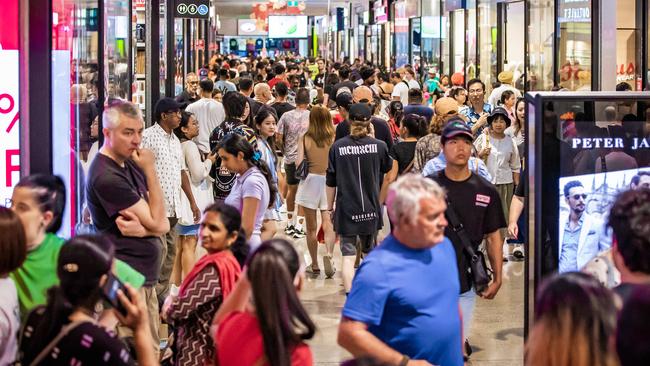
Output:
(295, 174), (328, 210)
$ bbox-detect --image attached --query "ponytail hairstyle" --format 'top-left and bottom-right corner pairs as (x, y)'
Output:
(217, 133), (278, 209)
(246, 239), (316, 366)
(254, 106), (279, 157)
(22, 235), (114, 365)
(401, 114), (429, 139)
(203, 202), (249, 267)
(350, 120), (371, 139)
(15, 174), (66, 233)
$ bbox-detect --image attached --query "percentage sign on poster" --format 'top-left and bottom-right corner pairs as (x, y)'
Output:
(0, 93), (19, 133)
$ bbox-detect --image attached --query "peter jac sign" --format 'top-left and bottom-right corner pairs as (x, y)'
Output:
(174, 0), (210, 19)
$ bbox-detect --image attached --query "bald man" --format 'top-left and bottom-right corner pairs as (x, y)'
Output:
(254, 83), (273, 105)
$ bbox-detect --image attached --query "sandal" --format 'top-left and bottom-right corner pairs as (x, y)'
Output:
(305, 264), (320, 275)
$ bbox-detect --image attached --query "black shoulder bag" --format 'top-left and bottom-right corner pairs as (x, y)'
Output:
(445, 198), (493, 295)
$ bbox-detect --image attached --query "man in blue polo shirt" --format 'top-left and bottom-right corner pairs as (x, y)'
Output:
(338, 175), (463, 366)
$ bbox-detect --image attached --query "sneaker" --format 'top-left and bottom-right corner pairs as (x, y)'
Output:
(323, 255), (336, 278)
(284, 225), (295, 235)
(292, 227), (306, 238)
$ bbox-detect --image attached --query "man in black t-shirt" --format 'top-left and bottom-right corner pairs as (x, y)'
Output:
(427, 121), (505, 357)
(270, 82), (295, 119)
(86, 101), (170, 357)
(326, 103), (393, 294)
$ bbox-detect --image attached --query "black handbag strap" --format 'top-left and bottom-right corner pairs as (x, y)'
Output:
(444, 198), (480, 260)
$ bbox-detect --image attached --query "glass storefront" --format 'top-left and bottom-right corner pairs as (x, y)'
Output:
(467, 3), (477, 80)
(616, 0), (642, 90)
(503, 1), (525, 91)
(557, 0), (592, 91)
(529, 0), (555, 91)
(478, 0), (497, 92)
(421, 0), (443, 76)
(393, 1), (410, 68)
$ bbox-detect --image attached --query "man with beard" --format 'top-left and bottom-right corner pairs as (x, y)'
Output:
(558, 180), (611, 273)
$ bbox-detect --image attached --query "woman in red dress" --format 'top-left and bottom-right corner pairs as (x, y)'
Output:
(213, 238), (316, 366)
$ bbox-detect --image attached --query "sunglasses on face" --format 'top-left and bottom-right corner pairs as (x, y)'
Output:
(570, 194), (587, 200)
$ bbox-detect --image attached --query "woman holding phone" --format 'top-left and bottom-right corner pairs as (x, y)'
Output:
(17, 235), (155, 366)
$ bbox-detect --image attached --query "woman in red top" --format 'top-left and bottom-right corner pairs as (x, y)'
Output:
(213, 238), (316, 366)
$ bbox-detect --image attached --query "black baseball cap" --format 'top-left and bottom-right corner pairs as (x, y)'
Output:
(154, 97), (183, 119)
(349, 103), (372, 122)
(441, 120), (473, 144)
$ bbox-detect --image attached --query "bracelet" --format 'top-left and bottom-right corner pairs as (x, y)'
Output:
(398, 355), (410, 366)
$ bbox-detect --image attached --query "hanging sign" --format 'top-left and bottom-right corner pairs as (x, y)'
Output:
(174, 0), (210, 19)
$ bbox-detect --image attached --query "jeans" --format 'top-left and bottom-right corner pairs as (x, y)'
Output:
(459, 288), (476, 339)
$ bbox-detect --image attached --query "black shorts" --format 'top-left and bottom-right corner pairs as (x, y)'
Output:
(340, 234), (377, 256)
(284, 162), (299, 185)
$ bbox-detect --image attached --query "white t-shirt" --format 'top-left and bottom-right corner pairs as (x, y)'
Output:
(391, 81), (410, 104)
(187, 98), (225, 154)
(474, 134), (521, 185)
(408, 79), (421, 90)
(0, 278), (20, 366)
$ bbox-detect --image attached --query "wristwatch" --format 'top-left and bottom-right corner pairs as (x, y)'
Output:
(398, 355), (410, 366)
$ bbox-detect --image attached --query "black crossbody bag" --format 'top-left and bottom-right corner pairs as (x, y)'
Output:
(445, 199), (493, 295)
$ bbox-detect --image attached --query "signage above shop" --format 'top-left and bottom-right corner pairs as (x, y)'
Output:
(558, 0), (591, 23)
(174, 0), (210, 19)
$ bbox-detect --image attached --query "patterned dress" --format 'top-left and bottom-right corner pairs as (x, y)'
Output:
(167, 265), (222, 366)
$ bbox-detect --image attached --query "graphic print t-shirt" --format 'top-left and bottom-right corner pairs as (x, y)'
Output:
(209, 120), (257, 201)
(326, 136), (392, 236)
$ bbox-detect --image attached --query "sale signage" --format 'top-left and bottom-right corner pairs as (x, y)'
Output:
(0, 0), (20, 207)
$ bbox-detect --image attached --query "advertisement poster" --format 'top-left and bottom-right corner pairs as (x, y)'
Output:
(268, 16), (308, 38)
(0, 0), (20, 207)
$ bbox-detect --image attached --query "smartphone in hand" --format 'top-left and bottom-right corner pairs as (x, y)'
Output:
(102, 273), (130, 317)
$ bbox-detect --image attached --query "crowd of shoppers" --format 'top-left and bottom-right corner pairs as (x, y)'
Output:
(1, 53), (649, 366)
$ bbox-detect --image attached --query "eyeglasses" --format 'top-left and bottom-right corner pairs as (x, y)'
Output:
(570, 194), (587, 200)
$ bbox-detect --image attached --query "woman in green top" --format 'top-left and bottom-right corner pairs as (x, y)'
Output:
(9, 175), (67, 316)
(9, 174), (145, 317)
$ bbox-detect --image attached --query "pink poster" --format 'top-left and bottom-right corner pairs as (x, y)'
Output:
(0, 0), (20, 206)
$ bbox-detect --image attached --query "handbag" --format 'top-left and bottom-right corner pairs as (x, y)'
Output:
(444, 198), (493, 295)
(295, 136), (310, 181)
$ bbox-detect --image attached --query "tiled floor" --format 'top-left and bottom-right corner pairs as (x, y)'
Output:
(291, 234), (525, 365)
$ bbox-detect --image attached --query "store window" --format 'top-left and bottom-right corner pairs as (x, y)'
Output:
(394, 1), (410, 68)
(0, 0), (20, 207)
(529, 0), (555, 91)
(105, 0), (131, 102)
(467, 1), (477, 81)
(421, 0), (443, 76)
(52, 0), (101, 235)
(616, 0), (642, 90)
(478, 0), (497, 93)
(503, 1), (525, 91)
(452, 10), (465, 76)
(557, 0), (592, 91)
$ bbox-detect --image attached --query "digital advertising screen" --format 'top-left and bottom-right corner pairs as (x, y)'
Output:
(528, 92), (650, 277)
(238, 19), (267, 36)
(268, 16), (308, 39)
(526, 92), (650, 334)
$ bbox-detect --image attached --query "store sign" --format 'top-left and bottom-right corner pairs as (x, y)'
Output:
(174, 0), (210, 19)
(0, 0), (20, 207)
(558, 0), (591, 23)
(134, 0), (145, 10)
(374, 0), (388, 23)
